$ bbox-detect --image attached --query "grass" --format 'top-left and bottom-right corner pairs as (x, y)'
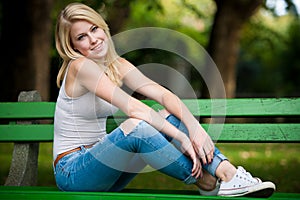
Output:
(0, 143), (299, 193)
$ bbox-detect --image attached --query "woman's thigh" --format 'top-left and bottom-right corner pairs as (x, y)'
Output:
(54, 126), (140, 191)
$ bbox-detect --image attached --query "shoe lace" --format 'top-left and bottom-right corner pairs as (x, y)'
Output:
(237, 166), (255, 180)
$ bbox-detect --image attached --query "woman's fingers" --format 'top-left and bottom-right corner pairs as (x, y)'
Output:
(206, 151), (212, 164)
(194, 145), (214, 165)
(191, 157), (202, 178)
(199, 150), (208, 165)
(204, 141), (214, 163)
(182, 141), (204, 179)
(179, 134), (206, 179)
(204, 148), (214, 164)
(194, 135), (215, 165)
(189, 126), (216, 165)
(192, 142), (207, 165)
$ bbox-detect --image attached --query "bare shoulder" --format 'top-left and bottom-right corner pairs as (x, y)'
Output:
(70, 57), (94, 72)
(70, 57), (104, 77)
(65, 58), (90, 97)
(69, 57), (85, 75)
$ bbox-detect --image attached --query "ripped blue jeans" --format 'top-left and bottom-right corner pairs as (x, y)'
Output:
(54, 115), (227, 192)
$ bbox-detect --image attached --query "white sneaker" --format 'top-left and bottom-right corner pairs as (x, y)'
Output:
(217, 166), (276, 197)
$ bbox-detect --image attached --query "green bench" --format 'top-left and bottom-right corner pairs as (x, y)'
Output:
(0, 90), (299, 200)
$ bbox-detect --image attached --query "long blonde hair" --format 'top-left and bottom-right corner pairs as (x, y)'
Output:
(55, 2), (122, 87)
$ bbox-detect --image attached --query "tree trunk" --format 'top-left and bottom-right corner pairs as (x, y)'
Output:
(105, 0), (131, 35)
(0, 0), (53, 101)
(203, 0), (263, 98)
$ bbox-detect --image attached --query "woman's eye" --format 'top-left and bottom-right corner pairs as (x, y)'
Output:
(91, 26), (98, 32)
(77, 35), (85, 41)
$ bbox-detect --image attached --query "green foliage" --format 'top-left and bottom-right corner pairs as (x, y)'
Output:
(237, 10), (300, 97)
(125, 0), (212, 45)
(279, 20), (300, 95)
(49, 0), (299, 98)
(120, 0), (214, 96)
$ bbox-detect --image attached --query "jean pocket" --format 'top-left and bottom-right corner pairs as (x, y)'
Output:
(54, 160), (72, 191)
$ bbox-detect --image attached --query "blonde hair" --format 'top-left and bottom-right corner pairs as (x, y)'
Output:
(55, 2), (122, 87)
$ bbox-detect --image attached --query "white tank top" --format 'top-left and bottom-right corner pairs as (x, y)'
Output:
(53, 66), (118, 160)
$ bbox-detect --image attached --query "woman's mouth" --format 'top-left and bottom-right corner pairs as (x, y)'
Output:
(92, 40), (104, 51)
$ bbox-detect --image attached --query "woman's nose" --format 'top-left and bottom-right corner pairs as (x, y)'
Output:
(89, 34), (97, 44)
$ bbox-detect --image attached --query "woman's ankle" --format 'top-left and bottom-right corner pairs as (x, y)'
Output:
(195, 170), (217, 191)
(215, 160), (237, 182)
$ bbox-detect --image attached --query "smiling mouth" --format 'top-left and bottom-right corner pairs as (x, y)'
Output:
(92, 40), (104, 51)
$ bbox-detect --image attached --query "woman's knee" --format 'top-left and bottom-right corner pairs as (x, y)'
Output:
(120, 118), (160, 139)
(120, 118), (142, 135)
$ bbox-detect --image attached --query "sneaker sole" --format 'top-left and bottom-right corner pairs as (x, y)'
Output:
(218, 181), (275, 198)
(247, 181), (275, 198)
(245, 187), (275, 198)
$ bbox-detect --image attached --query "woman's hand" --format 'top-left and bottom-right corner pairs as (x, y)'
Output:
(178, 134), (202, 178)
(189, 126), (215, 165)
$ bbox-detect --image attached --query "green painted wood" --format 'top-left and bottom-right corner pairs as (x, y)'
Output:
(0, 186), (299, 200)
(108, 98), (300, 117)
(206, 124), (300, 142)
(1, 98), (299, 119)
(0, 102), (56, 119)
(181, 98), (300, 117)
(0, 124), (54, 142)
(144, 98), (300, 117)
(1, 123), (299, 142)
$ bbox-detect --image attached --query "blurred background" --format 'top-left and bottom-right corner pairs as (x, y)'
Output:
(0, 0), (299, 101)
(0, 0), (299, 193)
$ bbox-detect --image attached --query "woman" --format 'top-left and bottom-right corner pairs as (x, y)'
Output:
(53, 2), (275, 197)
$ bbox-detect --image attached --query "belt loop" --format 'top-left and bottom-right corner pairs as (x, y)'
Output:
(54, 147), (81, 167)
(54, 144), (95, 168)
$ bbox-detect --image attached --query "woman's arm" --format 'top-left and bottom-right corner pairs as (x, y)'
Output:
(72, 57), (201, 177)
(119, 59), (214, 165)
(160, 90), (215, 165)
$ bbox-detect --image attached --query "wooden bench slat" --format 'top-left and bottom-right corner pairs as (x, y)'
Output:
(1, 98), (299, 119)
(0, 102), (55, 119)
(181, 98), (300, 117)
(114, 98), (300, 117)
(0, 124), (54, 142)
(0, 186), (299, 200)
(1, 123), (299, 142)
(206, 123), (300, 142)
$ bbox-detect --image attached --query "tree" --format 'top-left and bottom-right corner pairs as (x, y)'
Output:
(0, 0), (54, 101)
(203, 0), (263, 98)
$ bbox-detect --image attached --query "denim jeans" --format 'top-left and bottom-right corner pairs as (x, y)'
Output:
(54, 115), (227, 192)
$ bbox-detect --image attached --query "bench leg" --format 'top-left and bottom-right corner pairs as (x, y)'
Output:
(5, 91), (42, 186)
(5, 143), (39, 186)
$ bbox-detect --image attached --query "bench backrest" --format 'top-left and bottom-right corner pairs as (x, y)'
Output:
(1, 98), (300, 143)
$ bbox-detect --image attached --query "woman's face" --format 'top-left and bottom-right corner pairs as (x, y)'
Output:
(70, 20), (108, 60)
